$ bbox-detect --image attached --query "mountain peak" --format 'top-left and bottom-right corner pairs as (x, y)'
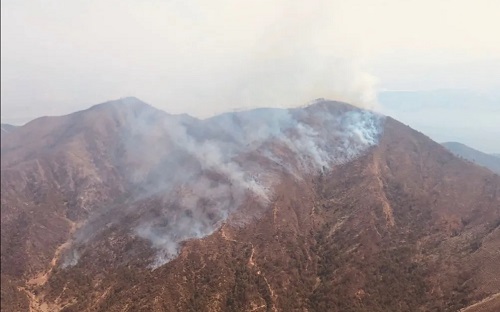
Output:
(302, 98), (359, 113)
(85, 96), (156, 114)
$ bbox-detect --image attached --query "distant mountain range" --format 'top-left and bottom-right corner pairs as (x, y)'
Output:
(442, 142), (500, 174)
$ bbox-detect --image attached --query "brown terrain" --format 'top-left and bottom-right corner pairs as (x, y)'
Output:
(1, 98), (499, 312)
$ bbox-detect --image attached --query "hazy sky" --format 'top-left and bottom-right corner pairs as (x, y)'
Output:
(1, 0), (499, 150)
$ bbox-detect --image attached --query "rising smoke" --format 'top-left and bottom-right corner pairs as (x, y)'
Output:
(2, 0), (381, 122)
(189, 0), (380, 115)
(72, 99), (384, 269)
(59, 0), (385, 269)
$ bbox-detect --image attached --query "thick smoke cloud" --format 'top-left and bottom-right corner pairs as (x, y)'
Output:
(2, 0), (382, 123)
(61, 99), (385, 269)
(66, 99), (384, 269)
(182, 0), (381, 114)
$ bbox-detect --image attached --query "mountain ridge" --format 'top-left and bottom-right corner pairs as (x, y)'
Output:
(1, 97), (499, 311)
(442, 141), (500, 174)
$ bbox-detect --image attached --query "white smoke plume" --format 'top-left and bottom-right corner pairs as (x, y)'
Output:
(60, 98), (384, 270)
(115, 100), (385, 268)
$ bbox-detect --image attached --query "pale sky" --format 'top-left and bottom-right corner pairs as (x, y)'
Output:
(1, 0), (499, 150)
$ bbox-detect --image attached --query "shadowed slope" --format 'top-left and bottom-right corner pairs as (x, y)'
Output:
(442, 142), (500, 174)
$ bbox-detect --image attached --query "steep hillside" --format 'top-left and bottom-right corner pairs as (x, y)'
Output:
(1, 98), (499, 312)
(1, 97), (164, 311)
(442, 142), (500, 174)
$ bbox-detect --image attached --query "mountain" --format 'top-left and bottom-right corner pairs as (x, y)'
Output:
(1, 123), (18, 132)
(442, 142), (500, 174)
(492, 153), (500, 159)
(1, 98), (499, 312)
(1, 123), (18, 139)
